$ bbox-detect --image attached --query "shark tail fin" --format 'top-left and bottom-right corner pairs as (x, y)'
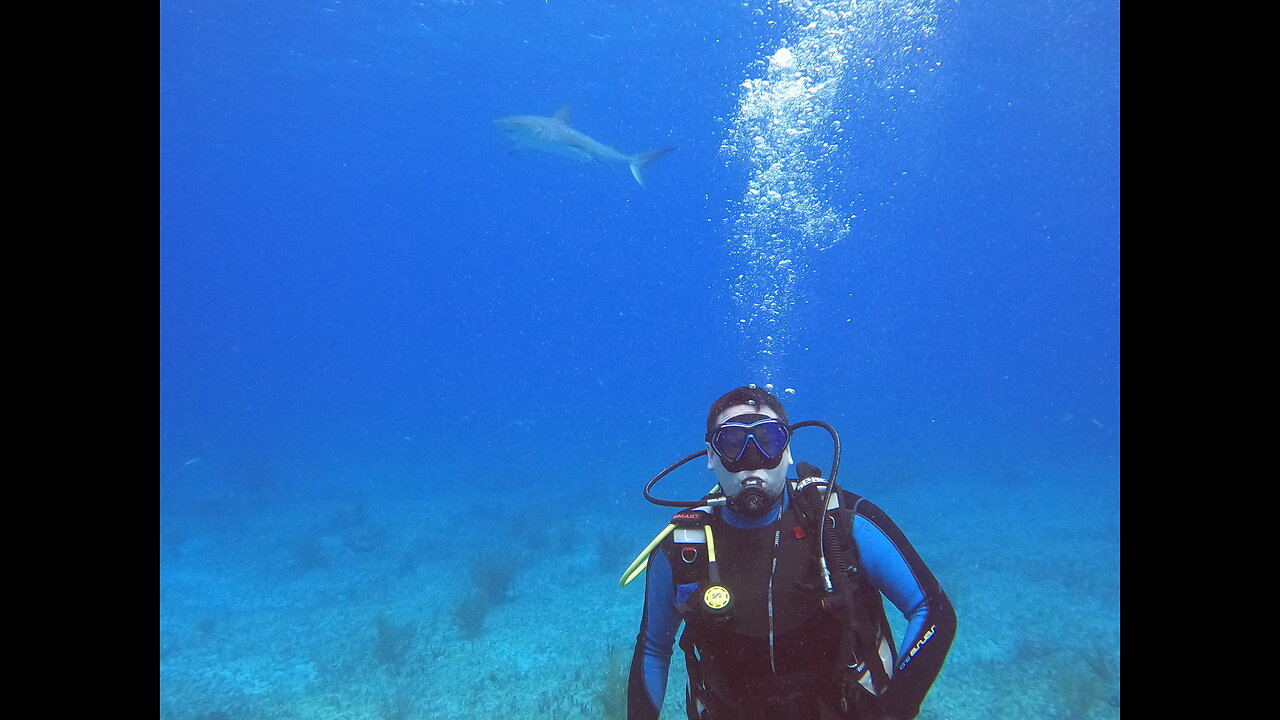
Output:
(629, 146), (677, 188)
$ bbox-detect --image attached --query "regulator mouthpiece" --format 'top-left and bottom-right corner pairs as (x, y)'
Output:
(729, 479), (773, 518)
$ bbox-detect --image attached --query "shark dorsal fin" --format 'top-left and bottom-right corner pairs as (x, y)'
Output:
(554, 105), (572, 125)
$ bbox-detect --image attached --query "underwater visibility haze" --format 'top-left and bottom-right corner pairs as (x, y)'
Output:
(160, 1), (1120, 718)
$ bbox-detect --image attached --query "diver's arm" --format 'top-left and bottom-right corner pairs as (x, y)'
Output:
(853, 499), (957, 720)
(628, 547), (680, 720)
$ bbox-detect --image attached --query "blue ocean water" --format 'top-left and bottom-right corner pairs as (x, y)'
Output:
(160, 1), (1119, 718)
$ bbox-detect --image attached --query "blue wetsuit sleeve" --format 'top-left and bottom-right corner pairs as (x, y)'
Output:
(852, 498), (956, 720)
(628, 546), (680, 720)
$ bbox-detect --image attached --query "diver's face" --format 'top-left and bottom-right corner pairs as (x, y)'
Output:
(707, 404), (793, 501)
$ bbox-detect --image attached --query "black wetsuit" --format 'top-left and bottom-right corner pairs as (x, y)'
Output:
(627, 483), (955, 720)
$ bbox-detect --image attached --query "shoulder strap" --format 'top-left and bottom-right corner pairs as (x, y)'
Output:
(662, 506), (715, 589)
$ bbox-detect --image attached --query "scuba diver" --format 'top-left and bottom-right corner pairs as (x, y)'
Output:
(622, 386), (955, 720)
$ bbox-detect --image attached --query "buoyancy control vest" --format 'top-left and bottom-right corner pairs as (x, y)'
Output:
(660, 483), (897, 720)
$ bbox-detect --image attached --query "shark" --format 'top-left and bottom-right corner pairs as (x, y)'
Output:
(494, 106), (675, 187)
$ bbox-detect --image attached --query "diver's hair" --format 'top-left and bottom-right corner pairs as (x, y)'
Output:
(706, 385), (789, 435)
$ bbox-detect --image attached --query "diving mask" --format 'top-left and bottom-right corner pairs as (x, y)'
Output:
(708, 414), (792, 473)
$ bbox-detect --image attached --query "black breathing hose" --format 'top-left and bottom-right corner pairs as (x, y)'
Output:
(642, 450), (709, 507)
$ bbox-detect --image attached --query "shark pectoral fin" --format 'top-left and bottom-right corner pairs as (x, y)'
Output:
(554, 105), (572, 125)
(629, 146), (677, 188)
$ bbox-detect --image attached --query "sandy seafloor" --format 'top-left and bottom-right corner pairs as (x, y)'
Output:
(160, 460), (1120, 720)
